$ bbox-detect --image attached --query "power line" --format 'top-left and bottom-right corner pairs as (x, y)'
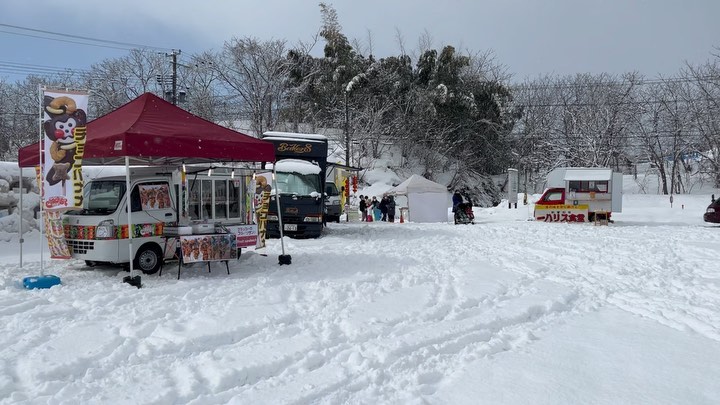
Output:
(512, 96), (720, 108)
(0, 23), (170, 52)
(507, 74), (720, 91)
(0, 29), (137, 52)
(0, 61), (90, 76)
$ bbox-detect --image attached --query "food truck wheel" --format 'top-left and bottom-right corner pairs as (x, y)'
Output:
(134, 244), (162, 275)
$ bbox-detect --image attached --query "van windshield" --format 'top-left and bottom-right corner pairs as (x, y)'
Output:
(77, 181), (126, 214)
(275, 172), (320, 196)
(325, 182), (339, 196)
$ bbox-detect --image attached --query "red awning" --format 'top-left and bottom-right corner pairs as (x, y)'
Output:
(18, 92), (275, 167)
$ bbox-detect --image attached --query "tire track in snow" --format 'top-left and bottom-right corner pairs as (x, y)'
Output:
(247, 227), (584, 403)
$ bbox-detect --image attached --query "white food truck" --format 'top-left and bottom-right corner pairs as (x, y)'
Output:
(63, 166), (257, 274)
(534, 167), (623, 223)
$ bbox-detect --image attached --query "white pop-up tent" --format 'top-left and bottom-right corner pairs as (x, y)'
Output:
(385, 174), (451, 223)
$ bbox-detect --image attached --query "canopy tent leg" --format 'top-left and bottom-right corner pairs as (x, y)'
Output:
(123, 156), (141, 288)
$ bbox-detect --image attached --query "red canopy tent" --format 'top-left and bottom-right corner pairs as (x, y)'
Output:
(18, 92), (282, 284)
(18, 92), (275, 166)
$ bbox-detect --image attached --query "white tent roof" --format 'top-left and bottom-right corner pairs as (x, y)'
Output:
(385, 174), (448, 196)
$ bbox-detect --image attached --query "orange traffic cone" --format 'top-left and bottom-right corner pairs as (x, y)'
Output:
(400, 209), (404, 223)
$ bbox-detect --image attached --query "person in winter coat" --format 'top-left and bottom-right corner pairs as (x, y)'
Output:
(452, 191), (463, 212)
(386, 195), (396, 222)
(379, 196), (388, 221)
(359, 195), (367, 221)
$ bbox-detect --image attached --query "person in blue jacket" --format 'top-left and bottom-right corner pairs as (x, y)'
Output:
(379, 196), (388, 221)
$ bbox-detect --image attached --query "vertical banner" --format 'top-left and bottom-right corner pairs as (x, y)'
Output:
(40, 89), (89, 259)
(254, 173), (273, 252)
(35, 166), (71, 258)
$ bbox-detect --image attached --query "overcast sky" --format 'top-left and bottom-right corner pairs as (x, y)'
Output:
(2, 0), (718, 82)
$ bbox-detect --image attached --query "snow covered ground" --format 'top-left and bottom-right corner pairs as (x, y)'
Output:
(1, 191), (720, 404)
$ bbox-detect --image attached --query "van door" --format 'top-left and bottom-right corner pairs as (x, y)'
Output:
(117, 180), (176, 261)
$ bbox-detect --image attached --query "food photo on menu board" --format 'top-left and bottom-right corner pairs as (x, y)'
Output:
(139, 184), (171, 210)
(180, 234), (236, 263)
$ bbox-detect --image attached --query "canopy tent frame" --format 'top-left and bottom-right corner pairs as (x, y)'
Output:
(18, 92), (287, 286)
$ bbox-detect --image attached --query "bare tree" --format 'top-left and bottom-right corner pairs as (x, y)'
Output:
(212, 37), (290, 136)
(684, 60), (720, 186)
(82, 49), (166, 117)
(180, 52), (224, 122)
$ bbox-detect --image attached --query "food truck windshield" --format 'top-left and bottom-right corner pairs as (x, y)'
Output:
(275, 172), (321, 196)
(72, 180), (127, 215)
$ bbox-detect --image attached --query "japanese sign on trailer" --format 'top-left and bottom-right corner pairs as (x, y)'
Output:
(534, 204), (588, 223)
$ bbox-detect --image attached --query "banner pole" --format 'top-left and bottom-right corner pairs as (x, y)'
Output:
(19, 167), (23, 269)
(38, 85), (44, 275)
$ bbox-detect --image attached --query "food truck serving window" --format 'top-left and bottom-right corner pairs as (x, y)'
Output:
(568, 180), (608, 193)
(189, 178), (247, 221)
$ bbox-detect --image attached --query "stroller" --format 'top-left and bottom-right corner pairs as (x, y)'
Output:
(454, 202), (475, 225)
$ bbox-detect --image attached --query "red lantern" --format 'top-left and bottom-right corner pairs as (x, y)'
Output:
(344, 178), (350, 197)
(352, 176), (358, 193)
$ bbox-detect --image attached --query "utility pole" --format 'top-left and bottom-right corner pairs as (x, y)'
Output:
(344, 91), (350, 166)
(168, 49), (181, 105)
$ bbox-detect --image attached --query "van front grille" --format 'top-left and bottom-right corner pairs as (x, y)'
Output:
(67, 240), (95, 255)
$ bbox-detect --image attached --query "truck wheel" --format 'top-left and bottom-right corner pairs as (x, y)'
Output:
(85, 260), (97, 267)
(134, 244), (162, 275)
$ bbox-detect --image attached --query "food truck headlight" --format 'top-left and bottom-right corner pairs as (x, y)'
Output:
(303, 216), (322, 223)
(267, 214), (279, 221)
(96, 219), (115, 239)
(708, 207), (716, 213)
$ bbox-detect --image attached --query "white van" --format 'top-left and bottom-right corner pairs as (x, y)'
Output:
(63, 166), (255, 273)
